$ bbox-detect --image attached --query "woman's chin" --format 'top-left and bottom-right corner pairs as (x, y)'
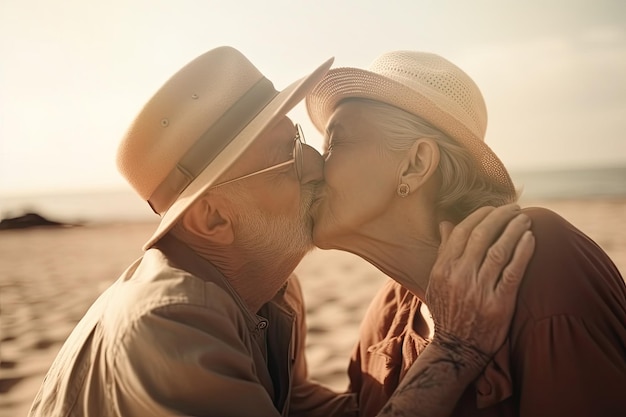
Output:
(311, 228), (331, 250)
(311, 223), (338, 250)
(311, 205), (352, 250)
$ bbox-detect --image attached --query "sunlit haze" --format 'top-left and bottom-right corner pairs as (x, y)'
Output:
(1, 0), (625, 195)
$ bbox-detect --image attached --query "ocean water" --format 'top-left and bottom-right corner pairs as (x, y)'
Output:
(1, 165), (625, 225)
(513, 165), (626, 201)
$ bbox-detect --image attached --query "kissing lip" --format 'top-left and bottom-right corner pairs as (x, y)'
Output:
(308, 195), (321, 213)
(307, 188), (326, 222)
(309, 188), (326, 210)
(309, 183), (325, 206)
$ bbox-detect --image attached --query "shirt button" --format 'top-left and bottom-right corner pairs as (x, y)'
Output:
(257, 321), (268, 330)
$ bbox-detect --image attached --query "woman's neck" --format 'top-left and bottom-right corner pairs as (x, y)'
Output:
(331, 214), (441, 299)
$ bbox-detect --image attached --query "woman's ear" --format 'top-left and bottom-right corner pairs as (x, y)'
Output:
(398, 138), (440, 194)
(179, 194), (235, 245)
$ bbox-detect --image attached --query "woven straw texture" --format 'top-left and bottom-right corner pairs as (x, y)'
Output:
(306, 51), (515, 197)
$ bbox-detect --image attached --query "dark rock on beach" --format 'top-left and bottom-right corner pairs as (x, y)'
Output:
(0, 212), (74, 230)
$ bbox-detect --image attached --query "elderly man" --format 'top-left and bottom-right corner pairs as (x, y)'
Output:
(28, 47), (534, 417)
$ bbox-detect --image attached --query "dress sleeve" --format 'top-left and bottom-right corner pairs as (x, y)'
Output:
(109, 301), (282, 417)
(513, 314), (626, 417)
(511, 207), (626, 417)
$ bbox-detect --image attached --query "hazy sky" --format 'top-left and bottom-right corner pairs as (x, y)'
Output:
(1, 0), (625, 194)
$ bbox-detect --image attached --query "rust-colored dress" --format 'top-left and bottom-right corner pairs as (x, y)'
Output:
(349, 207), (626, 417)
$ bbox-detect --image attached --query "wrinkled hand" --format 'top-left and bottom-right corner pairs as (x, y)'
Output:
(426, 203), (535, 372)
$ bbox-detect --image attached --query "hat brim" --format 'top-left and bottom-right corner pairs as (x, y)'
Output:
(306, 67), (516, 197)
(143, 57), (334, 250)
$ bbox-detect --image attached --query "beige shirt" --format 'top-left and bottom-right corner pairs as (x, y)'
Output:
(28, 235), (357, 417)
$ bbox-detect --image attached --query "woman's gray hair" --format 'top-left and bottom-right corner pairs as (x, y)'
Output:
(342, 98), (517, 220)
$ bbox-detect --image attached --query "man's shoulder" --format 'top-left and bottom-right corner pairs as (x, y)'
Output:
(108, 250), (245, 331)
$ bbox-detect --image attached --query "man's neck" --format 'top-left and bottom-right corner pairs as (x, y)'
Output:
(221, 253), (305, 313)
(165, 227), (309, 313)
(187, 242), (305, 313)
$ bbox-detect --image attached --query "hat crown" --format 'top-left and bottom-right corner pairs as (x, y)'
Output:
(116, 46), (275, 205)
(369, 51), (487, 141)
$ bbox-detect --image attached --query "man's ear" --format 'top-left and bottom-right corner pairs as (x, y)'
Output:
(397, 138), (440, 194)
(179, 194), (235, 245)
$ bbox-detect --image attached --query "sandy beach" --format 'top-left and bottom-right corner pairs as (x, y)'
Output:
(1, 198), (624, 416)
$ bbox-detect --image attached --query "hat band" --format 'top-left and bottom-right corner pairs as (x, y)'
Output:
(148, 77), (278, 214)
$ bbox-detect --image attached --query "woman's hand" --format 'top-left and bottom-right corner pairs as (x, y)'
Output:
(426, 203), (535, 372)
(378, 205), (534, 416)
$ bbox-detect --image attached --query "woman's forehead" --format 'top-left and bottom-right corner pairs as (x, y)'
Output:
(327, 101), (369, 131)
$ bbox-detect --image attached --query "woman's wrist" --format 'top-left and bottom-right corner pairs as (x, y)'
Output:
(429, 330), (491, 378)
(378, 339), (488, 416)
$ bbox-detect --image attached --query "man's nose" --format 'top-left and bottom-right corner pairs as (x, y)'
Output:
(300, 143), (324, 184)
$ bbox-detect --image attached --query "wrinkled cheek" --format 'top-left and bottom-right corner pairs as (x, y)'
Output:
(266, 186), (302, 217)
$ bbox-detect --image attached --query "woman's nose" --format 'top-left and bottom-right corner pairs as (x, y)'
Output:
(299, 143), (324, 184)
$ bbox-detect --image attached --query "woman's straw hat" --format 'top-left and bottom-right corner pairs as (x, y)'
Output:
(116, 46), (333, 249)
(306, 50), (515, 197)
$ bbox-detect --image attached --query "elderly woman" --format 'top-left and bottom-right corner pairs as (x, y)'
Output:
(306, 51), (626, 416)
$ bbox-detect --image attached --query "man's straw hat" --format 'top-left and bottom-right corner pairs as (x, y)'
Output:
(116, 46), (333, 249)
(306, 50), (515, 197)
